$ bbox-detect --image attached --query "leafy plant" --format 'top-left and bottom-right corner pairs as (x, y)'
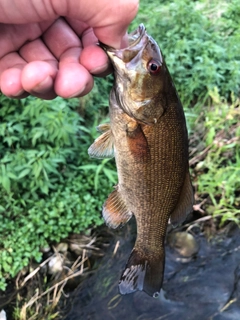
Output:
(0, 93), (116, 290)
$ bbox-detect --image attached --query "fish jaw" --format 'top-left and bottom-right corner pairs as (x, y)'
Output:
(101, 24), (148, 63)
(101, 24), (168, 125)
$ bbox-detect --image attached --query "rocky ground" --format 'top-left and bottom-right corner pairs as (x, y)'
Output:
(64, 219), (240, 320)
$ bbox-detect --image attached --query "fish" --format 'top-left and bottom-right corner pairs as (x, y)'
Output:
(88, 24), (194, 298)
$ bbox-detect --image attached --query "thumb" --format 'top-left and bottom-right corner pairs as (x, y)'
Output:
(0, 0), (139, 49)
(90, 0), (139, 48)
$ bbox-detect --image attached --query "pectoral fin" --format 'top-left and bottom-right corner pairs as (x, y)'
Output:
(88, 124), (114, 159)
(170, 171), (194, 227)
(97, 123), (111, 133)
(103, 188), (132, 229)
(126, 124), (150, 160)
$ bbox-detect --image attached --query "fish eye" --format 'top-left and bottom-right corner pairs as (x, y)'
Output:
(147, 59), (161, 74)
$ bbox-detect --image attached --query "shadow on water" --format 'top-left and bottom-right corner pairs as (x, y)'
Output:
(64, 220), (240, 320)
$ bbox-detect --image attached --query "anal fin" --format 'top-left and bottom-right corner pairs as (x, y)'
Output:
(103, 188), (132, 229)
(170, 171), (194, 227)
(88, 124), (114, 159)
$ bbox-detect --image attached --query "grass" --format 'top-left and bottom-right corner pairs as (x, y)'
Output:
(190, 94), (240, 225)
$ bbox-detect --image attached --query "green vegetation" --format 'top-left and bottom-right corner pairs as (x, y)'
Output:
(0, 0), (239, 294)
(0, 90), (116, 290)
(193, 93), (240, 225)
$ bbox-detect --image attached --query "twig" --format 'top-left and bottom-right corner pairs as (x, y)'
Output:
(112, 241), (120, 256)
(189, 144), (212, 166)
(220, 298), (237, 312)
(21, 256), (52, 287)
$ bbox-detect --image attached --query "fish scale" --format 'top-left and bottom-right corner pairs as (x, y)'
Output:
(88, 24), (194, 297)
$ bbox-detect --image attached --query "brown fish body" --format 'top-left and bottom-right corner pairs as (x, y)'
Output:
(89, 25), (194, 297)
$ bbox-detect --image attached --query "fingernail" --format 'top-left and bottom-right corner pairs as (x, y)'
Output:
(33, 76), (52, 93)
(10, 89), (26, 98)
(68, 86), (86, 98)
(90, 63), (109, 74)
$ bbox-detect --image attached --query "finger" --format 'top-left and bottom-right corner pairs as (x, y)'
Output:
(42, 18), (93, 98)
(42, 18), (82, 59)
(80, 44), (111, 76)
(21, 61), (57, 99)
(0, 22), (57, 99)
(1, 68), (29, 99)
(19, 38), (56, 62)
(19, 39), (58, 99)
(0, 52), (28, 98)
(63, 19), (111, 75)
(77, 26), (111, 75)
(0, 22), (54, 59)
(55, 47), (94, 98)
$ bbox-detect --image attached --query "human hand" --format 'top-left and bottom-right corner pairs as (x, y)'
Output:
(0, 0), (138, 99)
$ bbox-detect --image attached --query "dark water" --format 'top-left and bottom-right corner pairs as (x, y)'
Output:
(65, 222), (240, 320)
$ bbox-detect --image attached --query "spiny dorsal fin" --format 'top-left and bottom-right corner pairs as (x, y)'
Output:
(103, 188), (132, 229)
(88, 125), (114, 159)
(170, 171), (194, 227)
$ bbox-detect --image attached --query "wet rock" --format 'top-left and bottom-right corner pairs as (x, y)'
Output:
(55, 242), (68, 253)
(40, 246), (51, 253)
(64, 223), (240, 320)
(133, 290), (175, 314)
(48, 254), (63, 275)
(167, 231), (199, 257)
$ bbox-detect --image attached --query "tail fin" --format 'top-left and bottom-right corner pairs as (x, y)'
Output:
(118, 248), (165, 298)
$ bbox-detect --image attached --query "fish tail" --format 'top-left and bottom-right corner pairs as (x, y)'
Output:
(119, 247), (165, 298)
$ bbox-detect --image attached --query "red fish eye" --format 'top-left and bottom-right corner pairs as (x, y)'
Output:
(147, 59), (161, 74)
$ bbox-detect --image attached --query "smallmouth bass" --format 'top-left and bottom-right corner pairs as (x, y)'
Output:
(88, 24), (194, 298)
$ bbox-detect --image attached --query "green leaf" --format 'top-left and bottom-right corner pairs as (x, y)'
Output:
(18, 168), (31, 179)
(7, 172), (18, 180)
(2, 175), (10, 193)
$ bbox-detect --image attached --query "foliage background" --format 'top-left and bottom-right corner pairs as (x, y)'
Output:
(0, 0), (239, 290)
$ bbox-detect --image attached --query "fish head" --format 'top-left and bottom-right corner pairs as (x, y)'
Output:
(102, 24), (171, 125)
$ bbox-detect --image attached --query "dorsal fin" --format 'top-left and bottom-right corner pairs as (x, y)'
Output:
(103, 187), (133, 229)
(170, 171), (194, 227)
(88, 124), (114, 159)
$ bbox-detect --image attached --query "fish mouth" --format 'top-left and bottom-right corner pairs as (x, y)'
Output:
(100, 24), (149, 62)
(125, 23), (147, 48)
